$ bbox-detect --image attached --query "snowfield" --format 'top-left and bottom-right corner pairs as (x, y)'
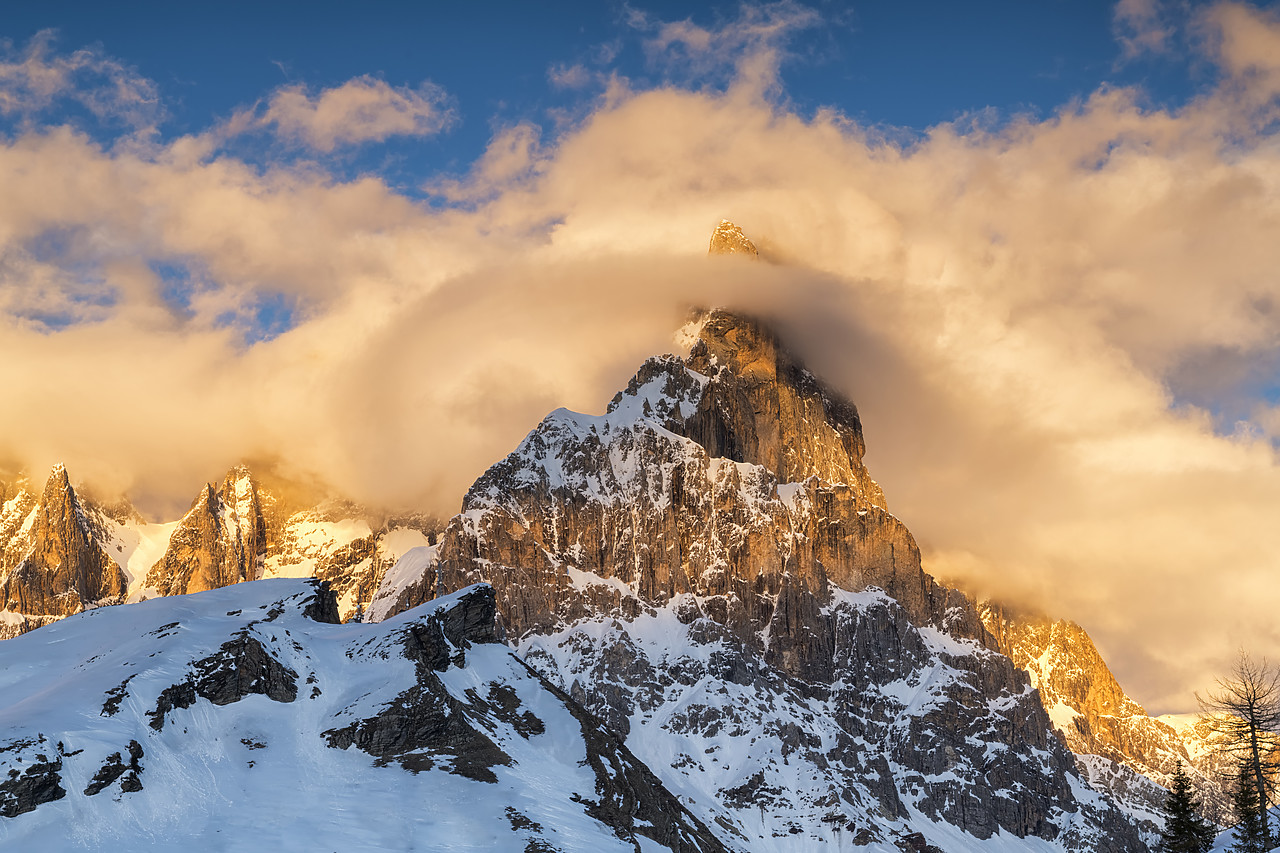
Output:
(0, 579), (720, 853)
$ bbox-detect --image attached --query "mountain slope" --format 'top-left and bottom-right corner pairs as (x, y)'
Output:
(371, 306), (1149, 851)
(979, 602), (1231, 828)
(0, 578), (727, 853)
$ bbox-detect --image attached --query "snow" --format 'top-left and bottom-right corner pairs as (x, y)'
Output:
(261, 516), (372, 580)
(0, 580), (682, 853)
(377, 526), (431, 562)
(367, 544), (440, 621)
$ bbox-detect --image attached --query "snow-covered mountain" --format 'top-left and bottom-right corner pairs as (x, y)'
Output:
(0, 464), (438, 636)
(0, 578), (727, 852)
(978, 603), (1232, 829)
(370, 304), (1150, 851)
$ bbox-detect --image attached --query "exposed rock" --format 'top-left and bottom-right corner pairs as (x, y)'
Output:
(144, 466), (266, 596)
(0, 465), (126, 621)
(136, 465), (441, 621)
(0, 579), (733, 852)
(0, 738), (64, 818)
(980, 601), (1231, 829)
(708, 219), (759, 258)
(83, 741), (143, 796)
(370, 302), (1148, 848)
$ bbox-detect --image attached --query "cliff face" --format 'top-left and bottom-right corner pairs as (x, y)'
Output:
(144, 466), (266, 596)
(137, 466), (438, 621)
(979, 603), (1231, 828)
(371, 306), (1148, 850)
(0, 466), (127, 633)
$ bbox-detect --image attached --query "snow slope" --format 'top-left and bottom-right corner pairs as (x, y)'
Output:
(0, 579), (725, 853)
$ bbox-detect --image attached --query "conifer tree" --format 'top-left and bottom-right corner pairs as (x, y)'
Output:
(1230, 764), (1271, 853)
(1160, 760), (1215, 853)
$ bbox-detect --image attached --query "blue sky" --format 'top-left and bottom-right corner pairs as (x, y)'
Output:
(3, 1), (1280, 709)
(0, 1), (1233, 185)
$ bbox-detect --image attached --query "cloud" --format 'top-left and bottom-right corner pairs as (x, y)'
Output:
(0, 30), (161, 127)
(4, 5), (1280, 714)
(1202, 0), (1280, 102)
(1113, 0), (1175, 58)
(233, 75), (452, 152)
(630, 1), (821, 96)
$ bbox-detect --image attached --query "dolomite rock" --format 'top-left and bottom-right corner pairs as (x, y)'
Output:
(371, 306), (1148, 849)
(0, 466), (126, 620)
(138, 466), (439, 620)
(708, 219), (759, 258)
(980, 602), (1231, 829)
(144, 466), (266, 596)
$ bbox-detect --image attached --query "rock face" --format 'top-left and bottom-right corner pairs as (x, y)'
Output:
(708, 219), (759, 258)
(144, 466), (266, 596)
(0, 466), (126, 634)
(139, 465), (440, 621)
(979, 603), (1231, 830)
(0, 578), (730, 853)
(371, 307), (1149, 850)
(0, 462), (442, 636)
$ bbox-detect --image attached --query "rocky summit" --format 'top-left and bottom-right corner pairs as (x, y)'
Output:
(370, 305), (1149, 850)
(0, 465), (126, 636)
(2, 221), (1214, 851)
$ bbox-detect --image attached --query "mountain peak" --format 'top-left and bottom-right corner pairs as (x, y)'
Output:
(43, 463), (71, 496)
(708, 219), (758, 258)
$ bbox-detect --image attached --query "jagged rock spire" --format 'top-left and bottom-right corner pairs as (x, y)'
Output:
(143, 465), (267, 596)
(708, 219), (758, 258)
(0, 463), (125, 618)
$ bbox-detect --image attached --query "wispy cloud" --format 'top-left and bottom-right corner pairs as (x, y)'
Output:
(229, 75), (453, 152)
(1113, 0), (1175, 59)
(0, 30), (161, 127)
(628, 1), (821, 97)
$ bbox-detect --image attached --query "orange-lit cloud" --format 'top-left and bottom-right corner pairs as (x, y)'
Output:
(0, 29), (160, 126)
(225, 75), (452, 152)
(1, 4), (1280, 713)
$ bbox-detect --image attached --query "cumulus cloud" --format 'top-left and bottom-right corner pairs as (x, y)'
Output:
(230, 75), (452, 152)
(3, 5), (1280, 713)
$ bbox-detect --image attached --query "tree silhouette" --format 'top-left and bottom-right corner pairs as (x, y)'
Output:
(1159, 760), (1215, 853)
(1199, 653), (1280, 851)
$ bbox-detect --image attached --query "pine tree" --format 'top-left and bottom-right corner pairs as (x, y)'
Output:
(1230, 766), (1271, 853)
(1160, 761), (1215, 853)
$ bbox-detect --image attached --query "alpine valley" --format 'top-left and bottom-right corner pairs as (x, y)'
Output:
(0, 225), (1229, 851)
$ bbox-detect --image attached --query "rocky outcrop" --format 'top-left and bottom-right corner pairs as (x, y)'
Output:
(979, 602), (1231, 828)
(0, 465), (126, 622)
(373, 312), (976, 651)
(137, 465), (439, 620)
(371, 303), (1148, 848)
(708, 219), (759, 258)
(144, 466), (266, 596)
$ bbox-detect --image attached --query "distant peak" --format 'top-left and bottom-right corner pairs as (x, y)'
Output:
(45, 463), (71, 490)
(708, 219), (758, 258)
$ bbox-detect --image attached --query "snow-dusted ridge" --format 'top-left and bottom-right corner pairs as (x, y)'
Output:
(0, 578), (727, 853)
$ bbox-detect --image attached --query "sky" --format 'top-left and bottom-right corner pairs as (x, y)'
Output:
(1, 0), (1279, 713)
